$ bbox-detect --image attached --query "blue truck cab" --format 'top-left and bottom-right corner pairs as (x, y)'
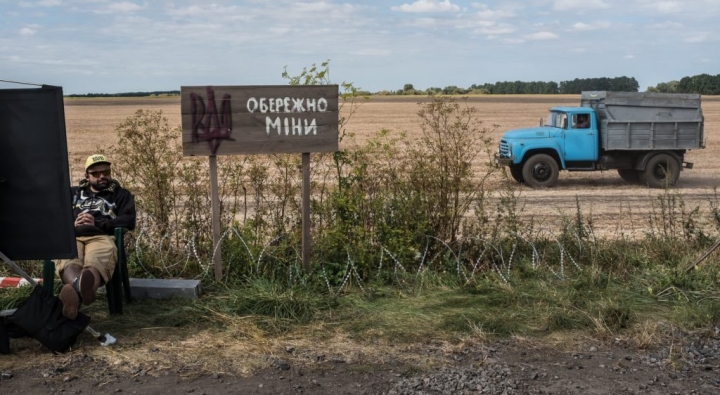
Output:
(494, 91), (704, 188)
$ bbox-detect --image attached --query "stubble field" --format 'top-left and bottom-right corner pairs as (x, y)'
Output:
(63, 94), (720, 238)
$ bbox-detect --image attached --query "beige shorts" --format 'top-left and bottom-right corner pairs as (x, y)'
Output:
(55, 235), (117, 283)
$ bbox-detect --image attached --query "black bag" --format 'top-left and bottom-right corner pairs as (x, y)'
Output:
(3, 285), (90, 353)
(0, 317), (9, 354)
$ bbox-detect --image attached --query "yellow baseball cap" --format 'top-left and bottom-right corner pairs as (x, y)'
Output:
(85, 154), (111, 171)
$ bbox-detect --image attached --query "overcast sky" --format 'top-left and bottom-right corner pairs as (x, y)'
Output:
(1, 0), (718, 95)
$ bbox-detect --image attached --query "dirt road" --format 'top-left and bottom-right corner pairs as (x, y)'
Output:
(2, 325), (719, 394)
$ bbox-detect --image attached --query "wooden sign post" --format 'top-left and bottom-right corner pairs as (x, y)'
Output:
(181, 85), (339, 280)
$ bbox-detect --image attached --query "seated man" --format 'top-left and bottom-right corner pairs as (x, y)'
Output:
(56, 154), (136, 320)
(574, 114), (590, 128)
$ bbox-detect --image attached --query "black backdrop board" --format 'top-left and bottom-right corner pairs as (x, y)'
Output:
(0, 85), (77, 260)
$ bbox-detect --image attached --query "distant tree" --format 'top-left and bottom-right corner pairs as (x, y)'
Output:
(559, 77), (639, 93)
(683, 73), (720, 95)
(442, 85), (460, 94)
(526, 81), (538, 94)
(403, 83), (414, 91)
(695, 74), (715, 93)
(426, 87), (442, 95)
(544, 81), (559, 94)
(665, 80), (679, 92)
(613, 76), (640, 92)
(468, 88), (488, 94)
(648, 81), (679, 93)
(469, 83), (488, 93)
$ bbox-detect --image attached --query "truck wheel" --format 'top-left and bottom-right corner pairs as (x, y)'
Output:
(509, 165), (524, 183)
(639, 153), (680, 188)
(617, 169), (640, 183)
(522, 154), (559, 188)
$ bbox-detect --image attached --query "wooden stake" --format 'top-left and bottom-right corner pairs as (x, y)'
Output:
(209, 155), (222, 281)
(302, 153), (311, 271)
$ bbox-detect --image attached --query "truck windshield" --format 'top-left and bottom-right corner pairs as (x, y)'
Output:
(546, 111), (568, 129)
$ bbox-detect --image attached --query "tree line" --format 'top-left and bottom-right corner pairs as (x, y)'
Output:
(648, 74), (720, 95)
(63, 73), (720, 97)
(395, 74), (720, 96)
(66, 90), (180, 98)
(476, 76), (640, 94)
(390, 77), (640, 96)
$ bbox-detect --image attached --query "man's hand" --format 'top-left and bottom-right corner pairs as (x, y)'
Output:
(74, 212), (94, 227)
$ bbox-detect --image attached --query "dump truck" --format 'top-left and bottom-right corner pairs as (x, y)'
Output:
(494, 91), (705, 188)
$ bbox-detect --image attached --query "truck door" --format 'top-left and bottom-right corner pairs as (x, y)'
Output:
(564, 113), (597, 161)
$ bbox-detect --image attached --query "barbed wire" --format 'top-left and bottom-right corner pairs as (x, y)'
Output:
(124, 223), (592, 288)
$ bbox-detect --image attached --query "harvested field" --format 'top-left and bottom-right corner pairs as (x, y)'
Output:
(63, 94), (720, 237)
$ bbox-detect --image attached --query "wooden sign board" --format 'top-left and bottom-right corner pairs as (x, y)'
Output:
(181, 85), (339, 156)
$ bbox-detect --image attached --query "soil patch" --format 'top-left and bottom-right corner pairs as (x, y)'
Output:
(2, 325), (720, 394)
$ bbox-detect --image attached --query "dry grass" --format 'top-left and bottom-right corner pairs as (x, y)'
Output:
(0, 297), (450, 376)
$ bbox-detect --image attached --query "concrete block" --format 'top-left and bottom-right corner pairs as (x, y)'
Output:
(129, 278), (202, 300)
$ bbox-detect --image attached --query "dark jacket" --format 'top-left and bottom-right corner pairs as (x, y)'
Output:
(71, 179), (136, 237)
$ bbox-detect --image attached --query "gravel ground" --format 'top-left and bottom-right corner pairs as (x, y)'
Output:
(385, 325), (720, 395)
(2, 324), (720, 394)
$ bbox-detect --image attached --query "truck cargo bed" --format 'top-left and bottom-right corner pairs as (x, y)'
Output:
(581, 91), (704, 151)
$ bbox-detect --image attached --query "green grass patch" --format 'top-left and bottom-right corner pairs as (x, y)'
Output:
(3, 257), (720, 346)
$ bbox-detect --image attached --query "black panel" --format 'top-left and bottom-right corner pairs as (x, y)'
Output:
(0, 85), (77, 260)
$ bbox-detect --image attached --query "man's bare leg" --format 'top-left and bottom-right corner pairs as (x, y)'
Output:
(59, 263), (83, 320)
(61, 263), (82, 285)
(79, 267), (102, 306)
